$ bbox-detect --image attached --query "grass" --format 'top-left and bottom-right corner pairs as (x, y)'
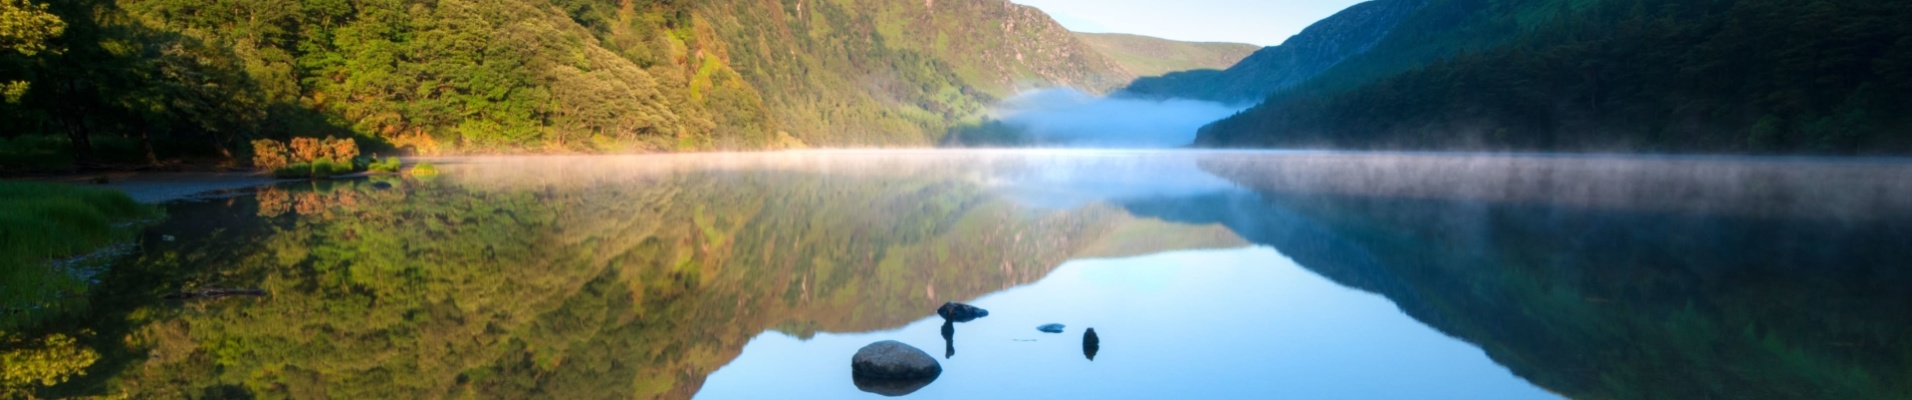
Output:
(0, 182), (159, 324)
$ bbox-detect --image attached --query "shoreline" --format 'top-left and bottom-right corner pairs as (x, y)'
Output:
(16, 171), (287, 204)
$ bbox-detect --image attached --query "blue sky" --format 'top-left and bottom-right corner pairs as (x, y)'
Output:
(1009, 0), (1369, 46)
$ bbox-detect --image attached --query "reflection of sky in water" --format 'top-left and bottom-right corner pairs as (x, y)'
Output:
(695, 247), (1558, 399)
(975, 150), (1243, 209)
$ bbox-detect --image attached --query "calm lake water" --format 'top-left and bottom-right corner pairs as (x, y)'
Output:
(11, 150), (1912, 399)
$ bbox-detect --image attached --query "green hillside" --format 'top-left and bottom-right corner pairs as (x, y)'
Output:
(0, 0), (1129, 165)
(1198, 0), (1912, 154)
(1070, 32), (1258, 77)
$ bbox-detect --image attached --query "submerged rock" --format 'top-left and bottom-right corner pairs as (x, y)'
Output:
(1037, 323), (1066, 333)
(1083, 328), (1100, 361)
(854, 373), (938, 397)
(852, 341), (942, 380)
(936, 302), (989, 322)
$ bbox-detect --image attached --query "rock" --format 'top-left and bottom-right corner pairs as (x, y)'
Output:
(854, 373), (938, 397)
(1037, 323), (1065, 333)
(936, 302), (989, 322)
(1083, 328), (1100, 361)
(852, 341), (942, 380)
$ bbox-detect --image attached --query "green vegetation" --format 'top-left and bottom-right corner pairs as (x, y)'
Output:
(1198, 0), (1912, 154)
(1071, 32), (1258, 77)
(270, 159), (356, 179)
(366, 157), (401, 174)
(0, 163), (1176, 398)
(0, 181), (156, 328)
(0, 0), (1127, 168)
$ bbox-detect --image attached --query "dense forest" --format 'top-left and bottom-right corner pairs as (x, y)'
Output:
(0, 0), (1129, 169)
(1197, 0), (1912, 154)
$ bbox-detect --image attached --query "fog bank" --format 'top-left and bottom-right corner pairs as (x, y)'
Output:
(989, 88), (1245, 148)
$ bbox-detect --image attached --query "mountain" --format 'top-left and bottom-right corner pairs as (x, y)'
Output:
(1070, 32), (1259, 77)
(1119, 0), (1428, 104)
(0, 0), (1130, 163)
(1197, 0), (1912, 154)
(1170, 154), (1912, 399)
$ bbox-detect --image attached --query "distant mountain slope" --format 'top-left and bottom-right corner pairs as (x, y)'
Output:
(0, 0), (1130, 162)
(1119, 0), (1428, 104)
(700, 0), (1135, 146)
(1198, 0), (1912, 154)
(1070, 32), (1259, 77)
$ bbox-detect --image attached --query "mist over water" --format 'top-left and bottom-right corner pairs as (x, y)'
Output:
(990, 88), (1244, 148)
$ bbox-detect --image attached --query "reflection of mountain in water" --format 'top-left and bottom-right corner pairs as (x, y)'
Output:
(1130, 155), (1912, 399)
(26, 157), (1245, 399)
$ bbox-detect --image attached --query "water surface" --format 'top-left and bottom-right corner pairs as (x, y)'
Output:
(6, 150), (1910, 399)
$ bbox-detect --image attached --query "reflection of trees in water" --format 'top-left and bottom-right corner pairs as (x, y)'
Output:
(24, 170), (1141, 399)
(1146, 159), (1912, 400)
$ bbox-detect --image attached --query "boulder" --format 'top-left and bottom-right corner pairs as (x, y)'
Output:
(1037, 323), (1065, 333)
(936, 302), (989, 322)
(851, 341), (942, 380)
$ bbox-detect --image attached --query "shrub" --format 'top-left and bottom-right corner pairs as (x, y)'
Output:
(289, 137), (324, 163)
(324, 137), (358, 163)
(254, 137), (360, 171)
(251, 139), (290, 171)
(367, 157), (402, 173)
(271, 159), (357, 179)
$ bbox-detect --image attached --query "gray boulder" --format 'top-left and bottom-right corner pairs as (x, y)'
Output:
(851, 341), (942, 380)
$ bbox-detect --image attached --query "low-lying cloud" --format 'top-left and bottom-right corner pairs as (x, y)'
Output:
(990, 88), (1246, 148)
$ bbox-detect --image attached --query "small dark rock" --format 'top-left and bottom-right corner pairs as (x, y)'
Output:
(1083, 328), (1100, 361)
(852, 341), (942, 380)
(1037, 323), (1065, 333)
(936, 302), (989, 322)
(371, 181), (394, 190)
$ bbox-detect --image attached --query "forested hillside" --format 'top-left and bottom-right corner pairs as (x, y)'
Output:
(1070, 32), (1258, 77)
(0, 0), (1128, 167)
(1199, 0), (1912, 154)
(1118, 0), (1428, 104)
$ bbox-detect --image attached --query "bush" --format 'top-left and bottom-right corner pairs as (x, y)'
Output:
(367, 157), (402, 173)
(251, 139), (290, 171)
(272, 158), (358, 179)
(254, 137), (361, 171)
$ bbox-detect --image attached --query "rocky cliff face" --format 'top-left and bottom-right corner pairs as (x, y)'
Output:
(1119, 0), (1427, 104)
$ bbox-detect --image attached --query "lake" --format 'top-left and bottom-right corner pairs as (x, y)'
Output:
(12, 150), (1912, 399)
